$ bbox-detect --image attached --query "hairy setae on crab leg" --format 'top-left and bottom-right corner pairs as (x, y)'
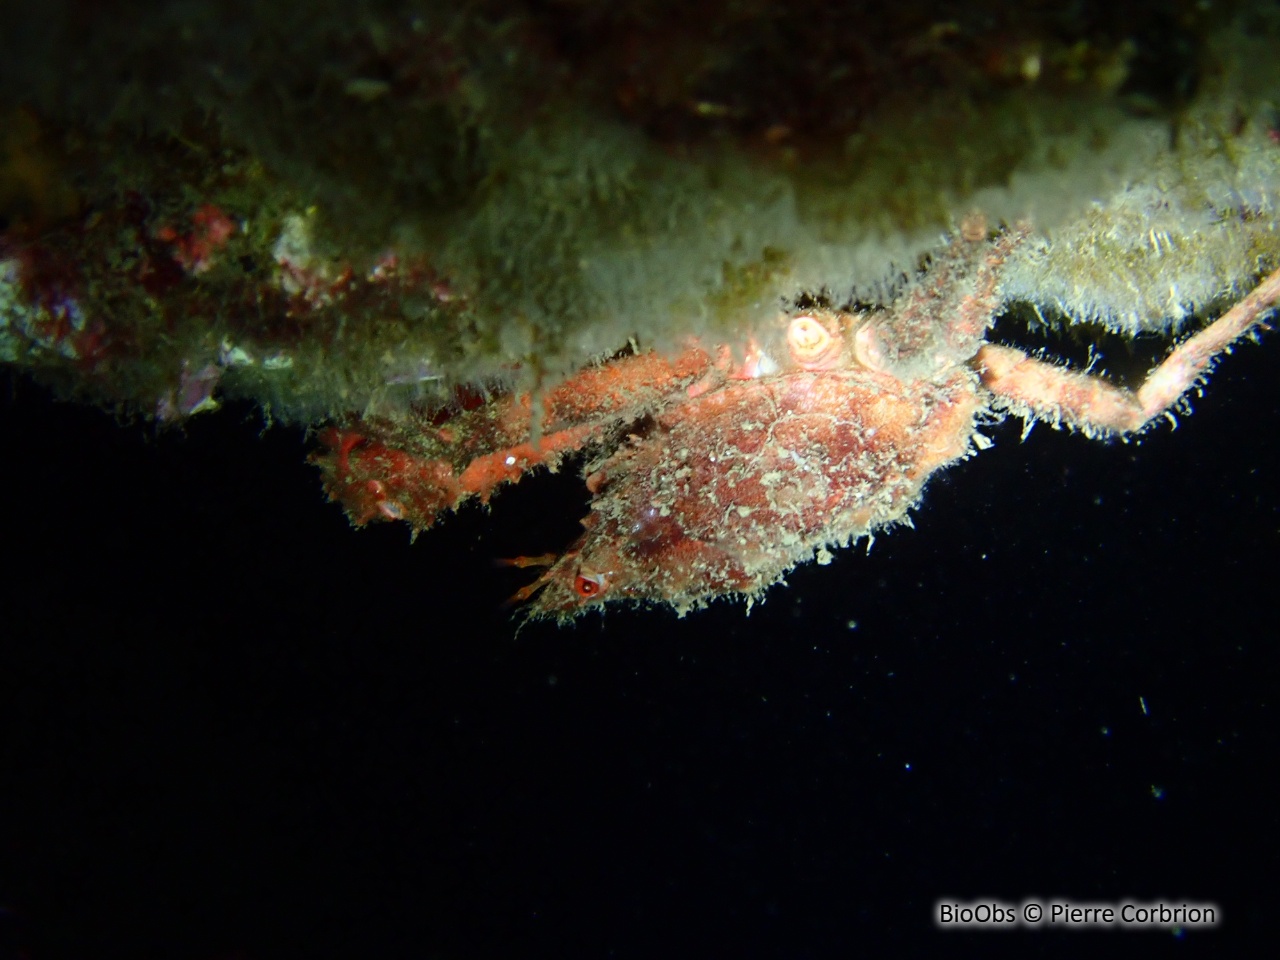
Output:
(978, 266), (1280, 435)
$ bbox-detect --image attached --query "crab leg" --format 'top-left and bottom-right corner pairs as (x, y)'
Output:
(977, 265), (1280, 435)
(313, 344), (721, 530)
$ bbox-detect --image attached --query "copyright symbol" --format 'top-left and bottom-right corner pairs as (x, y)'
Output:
(1024, 903), (1043, 923)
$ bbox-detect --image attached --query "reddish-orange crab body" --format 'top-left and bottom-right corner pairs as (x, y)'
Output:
(528, 362), (981, 617)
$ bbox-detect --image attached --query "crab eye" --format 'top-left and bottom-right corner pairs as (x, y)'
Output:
(786, 315), (842, 370)
(573, 572), (609, 598)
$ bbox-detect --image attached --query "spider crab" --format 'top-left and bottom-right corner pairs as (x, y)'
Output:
(314, 215), (1280, 621)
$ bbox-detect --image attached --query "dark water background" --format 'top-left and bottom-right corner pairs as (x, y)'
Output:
(2, 337), (1277, 958)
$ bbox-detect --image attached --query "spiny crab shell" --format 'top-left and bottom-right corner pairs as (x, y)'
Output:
(314, 218), (1022, 620)
(529, 346), (981, 617)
